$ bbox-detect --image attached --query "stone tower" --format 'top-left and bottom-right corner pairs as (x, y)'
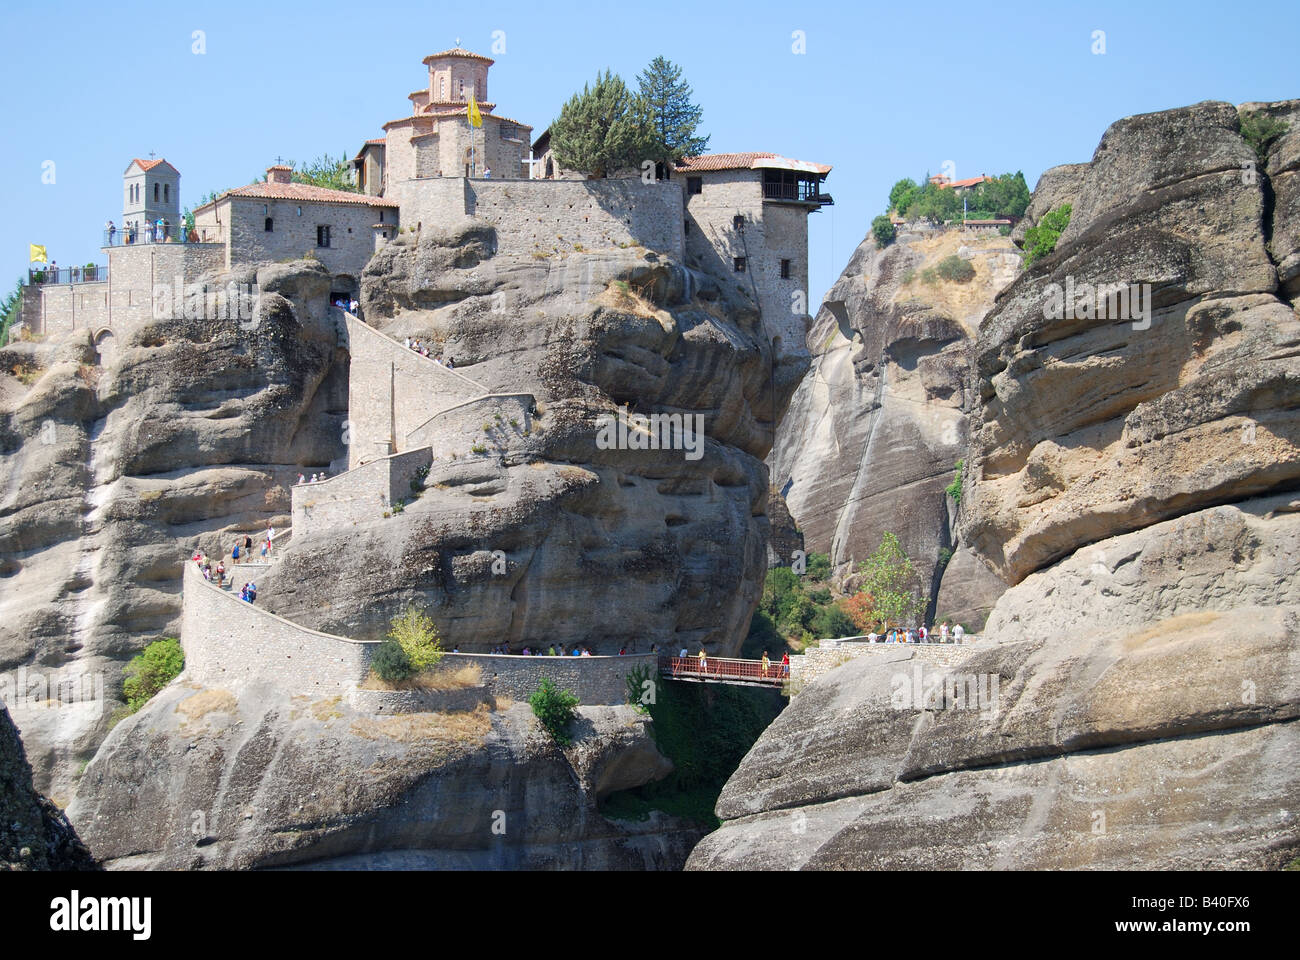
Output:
(123, 157), (181, 240)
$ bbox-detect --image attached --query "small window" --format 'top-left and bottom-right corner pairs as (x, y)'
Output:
(164, 184), (169, 202)
(297, 206), (302, 216)
(684, 220), (691, 235)
(154, 183), (160, 201)
(780, 259), (791, 279)
(265, 217), (274, 232)
(733, 257), (746, 273)
(317, 225), (331, 248)
(263, 204), (268, 215)
(733, 215), (744, 231)
(687, 177), (702, 195)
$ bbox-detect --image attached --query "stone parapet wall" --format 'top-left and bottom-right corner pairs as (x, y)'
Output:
(291, 445), (433, 537)
(350, 685), (491, 714)
(180, 561), (373, 695)
(399, 177), (685, 261)
(342, 312), (483, 466)
(182, 562), (655, 705)
(405, 392), (534, 459)
(436, 652), (656, 706)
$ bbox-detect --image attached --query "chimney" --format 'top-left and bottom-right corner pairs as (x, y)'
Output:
(267, 164), (293, 184)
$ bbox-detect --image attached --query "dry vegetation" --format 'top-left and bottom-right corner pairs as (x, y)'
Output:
(359, 661), (483, 692)
(893, 231), (1019, 333)
(349, 702), (493, 745)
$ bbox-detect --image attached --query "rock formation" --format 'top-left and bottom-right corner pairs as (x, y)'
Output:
(1, 702), (97, 870)
(69, 679), (697, 869)
(693, 100), (1300, 870)
(769, 226), (1017, 625)
(0, 262), (345, 799)
(260, 219), (792, 657)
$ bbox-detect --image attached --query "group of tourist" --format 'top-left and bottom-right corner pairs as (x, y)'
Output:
(227, 527), (277, 564)
(296, 472), (330, 484)
(488, 644), (595, 657)
(404, 337), (454, 367)
(866, 621), (965, 644)
(190, 549), (256, 605)
(332, 297), (360, 315)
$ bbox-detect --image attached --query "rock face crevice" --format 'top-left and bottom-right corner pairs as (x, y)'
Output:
(770, 224), (1019, 628)
(695, 99), (1300, 871)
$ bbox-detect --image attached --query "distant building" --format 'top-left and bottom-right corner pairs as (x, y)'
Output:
(936, 174), (994, 194)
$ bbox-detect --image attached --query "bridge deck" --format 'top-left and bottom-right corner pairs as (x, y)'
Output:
(658, 655), (787, 688)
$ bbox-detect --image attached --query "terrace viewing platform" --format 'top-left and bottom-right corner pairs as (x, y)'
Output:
(27, 265), (109, 285)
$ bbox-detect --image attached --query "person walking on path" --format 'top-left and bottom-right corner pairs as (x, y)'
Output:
(953, 623), (965, 644)
(215, 560), (226, 587)
(761, 651), (770, 678)
(698, 648), (708, 675)
(243, 535), (253, 562)
(781, 652), (791, 677)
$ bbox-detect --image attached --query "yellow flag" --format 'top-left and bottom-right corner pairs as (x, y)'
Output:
(467, 94), (482, 129)
(29, 244), (47, 263)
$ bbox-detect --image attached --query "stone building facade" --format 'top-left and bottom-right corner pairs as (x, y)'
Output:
(193, 164), (399, 292)
(121, 157), (181, 240)
(675, 153), (833, 356)
(356, 47), (534, 207)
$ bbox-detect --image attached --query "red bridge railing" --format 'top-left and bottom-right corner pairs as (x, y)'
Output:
(658, 655), (787, 686)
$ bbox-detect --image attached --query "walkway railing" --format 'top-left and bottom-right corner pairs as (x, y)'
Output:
(658, 655), (788, 687)
(101, 227), (221, 247)
(28, 265), (109, 285)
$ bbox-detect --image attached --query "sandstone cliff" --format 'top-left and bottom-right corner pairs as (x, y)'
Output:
(0, 262), (345, 799)
(69, 677), (697, 869)
(1, 701), (97, 870)
(693, 100), (1300, 870)
(769, 227), (1018, 627)
(260, 219), (794, 657)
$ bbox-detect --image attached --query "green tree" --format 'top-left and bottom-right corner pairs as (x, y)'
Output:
(811, 603), (857, 640)
(386, 605), (443, 672)
(292, 152), (358, 192)
(935, 255), (975, 282)
(1023, 202), (1072, 265)
(122, 638), (185, 713)
(888, 177), (919, 215)
(371, 638), (413, 683)
(855, 532), (925, 628)
(530, 677), (580, 746)
(965, 172), (1031, 219)
(1239, 110), (1289, 164)
(906, 181), (961, 223)
(1, 277), (22, 344)
(550, 70), (658, 178)
(637, 56), (709, 163)
(872, 214), (896, 248)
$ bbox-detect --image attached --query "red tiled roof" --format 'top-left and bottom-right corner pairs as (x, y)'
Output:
(675, 152), (831, 175)
(195, 180), (397, 211)
(422, 48), (494, 64)
(130, 157), (168, 172)
(940, 175), (994, 189)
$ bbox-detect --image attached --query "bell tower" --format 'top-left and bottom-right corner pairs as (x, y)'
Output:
(123, 156), (181, 240)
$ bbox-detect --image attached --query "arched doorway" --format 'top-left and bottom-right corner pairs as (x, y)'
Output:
(93, 328), (116, 366)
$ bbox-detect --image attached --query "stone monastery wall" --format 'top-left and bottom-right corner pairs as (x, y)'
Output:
(180, 561), (653, 708)
(181, 560), (372, 696)
(291, 446), (433, 538)
(399, 177), (685, 260)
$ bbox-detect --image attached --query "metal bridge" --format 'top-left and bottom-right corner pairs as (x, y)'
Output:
(658, 655), (788, 688)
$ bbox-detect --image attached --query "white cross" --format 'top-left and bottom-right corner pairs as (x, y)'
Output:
(521, 149), (539, 179)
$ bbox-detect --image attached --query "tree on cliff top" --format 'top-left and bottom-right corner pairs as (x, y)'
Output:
(637, 56), (710, 163)
(1, 277), (22, 344)
(292, 152), (358, 192)
(550, 71), (658, 178)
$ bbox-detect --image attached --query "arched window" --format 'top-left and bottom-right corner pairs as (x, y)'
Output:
(439, 76), (446, 99)
(154, 183), (160, 202)
(164, 184), (169, 202)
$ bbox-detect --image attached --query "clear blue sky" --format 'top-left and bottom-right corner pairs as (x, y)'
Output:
(1, 0), (1296, 308)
